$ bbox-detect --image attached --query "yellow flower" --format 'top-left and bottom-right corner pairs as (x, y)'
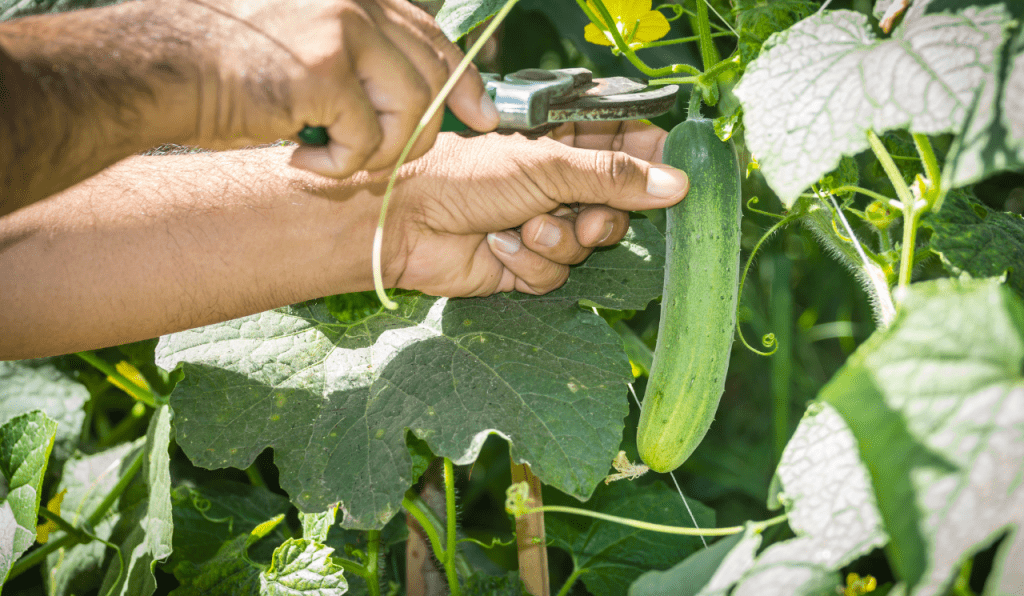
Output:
(584, 0), (671, 46)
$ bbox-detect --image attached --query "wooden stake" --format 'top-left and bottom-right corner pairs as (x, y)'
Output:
(510, 461), (550, 596)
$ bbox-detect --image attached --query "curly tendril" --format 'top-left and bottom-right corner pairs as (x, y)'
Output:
(735, 210), (800, 357)
(746, 196), (784, 220)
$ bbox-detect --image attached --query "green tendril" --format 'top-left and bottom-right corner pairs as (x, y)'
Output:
(735, 212), (800, 356)
(746, 197), (784, 219)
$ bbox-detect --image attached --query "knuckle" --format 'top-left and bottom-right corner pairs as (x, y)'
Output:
(592, 150), (636, 196)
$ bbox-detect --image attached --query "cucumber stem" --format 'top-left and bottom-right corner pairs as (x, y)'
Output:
(442, 458), (461, 596)
(867, 130), (920, 299)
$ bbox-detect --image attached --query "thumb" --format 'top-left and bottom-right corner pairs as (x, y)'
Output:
(532, 143), (690, 211)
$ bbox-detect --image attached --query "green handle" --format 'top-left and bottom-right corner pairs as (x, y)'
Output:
(298, 125), (329, 146)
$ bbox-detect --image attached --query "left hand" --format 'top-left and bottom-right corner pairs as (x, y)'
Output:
(383, 121), (689, 297)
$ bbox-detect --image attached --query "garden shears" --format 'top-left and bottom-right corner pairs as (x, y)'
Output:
(297, 67), (680, 144)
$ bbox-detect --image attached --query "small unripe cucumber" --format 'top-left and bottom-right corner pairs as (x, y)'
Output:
(636, 118), (742, 473)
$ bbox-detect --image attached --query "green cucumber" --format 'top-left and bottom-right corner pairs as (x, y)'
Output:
(636, 118), (742, 473)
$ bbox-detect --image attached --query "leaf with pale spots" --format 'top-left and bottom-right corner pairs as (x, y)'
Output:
(156, 221), (665, 529)
(733, 7), (1010, 205)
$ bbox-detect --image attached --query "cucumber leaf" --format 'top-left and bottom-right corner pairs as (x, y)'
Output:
(730, 402), (888, 596)
(733, 7), (1009, 206)
(0, 410), (58, 584)
(823, 277), (1024, 596)
(45, 442), (138, 596)
(0, 359), (86, 470)
(547, 480), (715, 596)
(98, 405), (174, 596)
(436, 0), (506, 41)
(259, 538), (347, 595)
(628, 529), (761, 596)
(171, 532), (263, 596)
(922, 189), (1024, 300)
(157, 222), (664, 529)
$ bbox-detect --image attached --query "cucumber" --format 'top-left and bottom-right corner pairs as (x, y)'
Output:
(636, 118), (742, 473)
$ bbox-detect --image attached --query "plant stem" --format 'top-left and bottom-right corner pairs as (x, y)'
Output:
(8, 447), (145, 581)
(38, 509), (89, 543)
(826, 185), (895, 205)
(402, 492), (447, 564)
(688, 90), (702, 119)
(76, 351), (160, 407)
(912, 133), (945, 211)
(522, 505), (745, 536)
(636, 31), (732, 49)
(442, 458), (461, 596)
(555, 567), (587, 596)
(366, 530), (382, 596)
(245, 464), (267, 489)
(694, 0), (717, 72)
(867, 130), (920, 296)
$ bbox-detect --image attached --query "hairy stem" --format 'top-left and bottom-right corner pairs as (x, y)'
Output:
(912, 132), (945, 211)
(867, 130), (920, 297)
(694, 0), (716, 72)
(402, 492), (446, 565)
(442, 458), (461, 596)
(366, 530), (382, 596)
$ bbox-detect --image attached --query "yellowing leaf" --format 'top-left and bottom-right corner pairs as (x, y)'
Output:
(35, 488), (67, 544)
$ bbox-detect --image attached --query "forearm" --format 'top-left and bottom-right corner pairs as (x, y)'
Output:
(0, 147), (386, 360)
(0, 1), (200, 214)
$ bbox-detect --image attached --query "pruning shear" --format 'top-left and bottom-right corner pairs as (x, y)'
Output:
(297, 67), (680, 145)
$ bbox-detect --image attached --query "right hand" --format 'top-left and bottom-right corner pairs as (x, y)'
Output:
(181, 0), (499, 176)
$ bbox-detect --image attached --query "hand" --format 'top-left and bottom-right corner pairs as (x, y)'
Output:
(384, 121), (688, 297)
(181, 0), (498, 176)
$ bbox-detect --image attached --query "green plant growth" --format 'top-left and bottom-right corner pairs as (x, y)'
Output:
(3, 0), (1024, 595)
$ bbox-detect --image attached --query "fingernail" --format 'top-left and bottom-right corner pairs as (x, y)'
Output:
(480, 91), (500, 128)
(487, 231), (520, 254)
(533, 221), (561, 247)
(597, 221), (615, 245)
(647, 165), (689, 198)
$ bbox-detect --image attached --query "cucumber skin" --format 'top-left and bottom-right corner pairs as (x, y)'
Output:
(636, 118), (742, 474)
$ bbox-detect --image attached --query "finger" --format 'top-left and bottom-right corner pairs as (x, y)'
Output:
(520, 213), (592, 265)
(486, 231), (570, 295)
(379, 0), (499, 133)
(289, 82), (382, 177)
(549, 121), (669, 163)
(346, 19), (434, 171)
(524, 139), (689, 212)
(373, 18), (450, 161)
(575, 205), (631, 247)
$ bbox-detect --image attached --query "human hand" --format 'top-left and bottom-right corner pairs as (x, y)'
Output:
(180, 0), (498, 176)
(383, 121), (688, 297)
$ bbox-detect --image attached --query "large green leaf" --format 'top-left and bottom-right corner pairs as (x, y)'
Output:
(171, 533), (263, 596)
(157, 224), (664, 529)
(733, 7), (1009, 206)
(730, 403), (888, 596)
(547, 480), (715, 595)
(98, 405), (174, 596)
(0, 410), (58, 584)
(823, 277), (1024, 596)
(922, 189), (1024, 299)
(947, 21), (1024, 187)
(45, 442), (138, 596)
(0, 359), (86, 469)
